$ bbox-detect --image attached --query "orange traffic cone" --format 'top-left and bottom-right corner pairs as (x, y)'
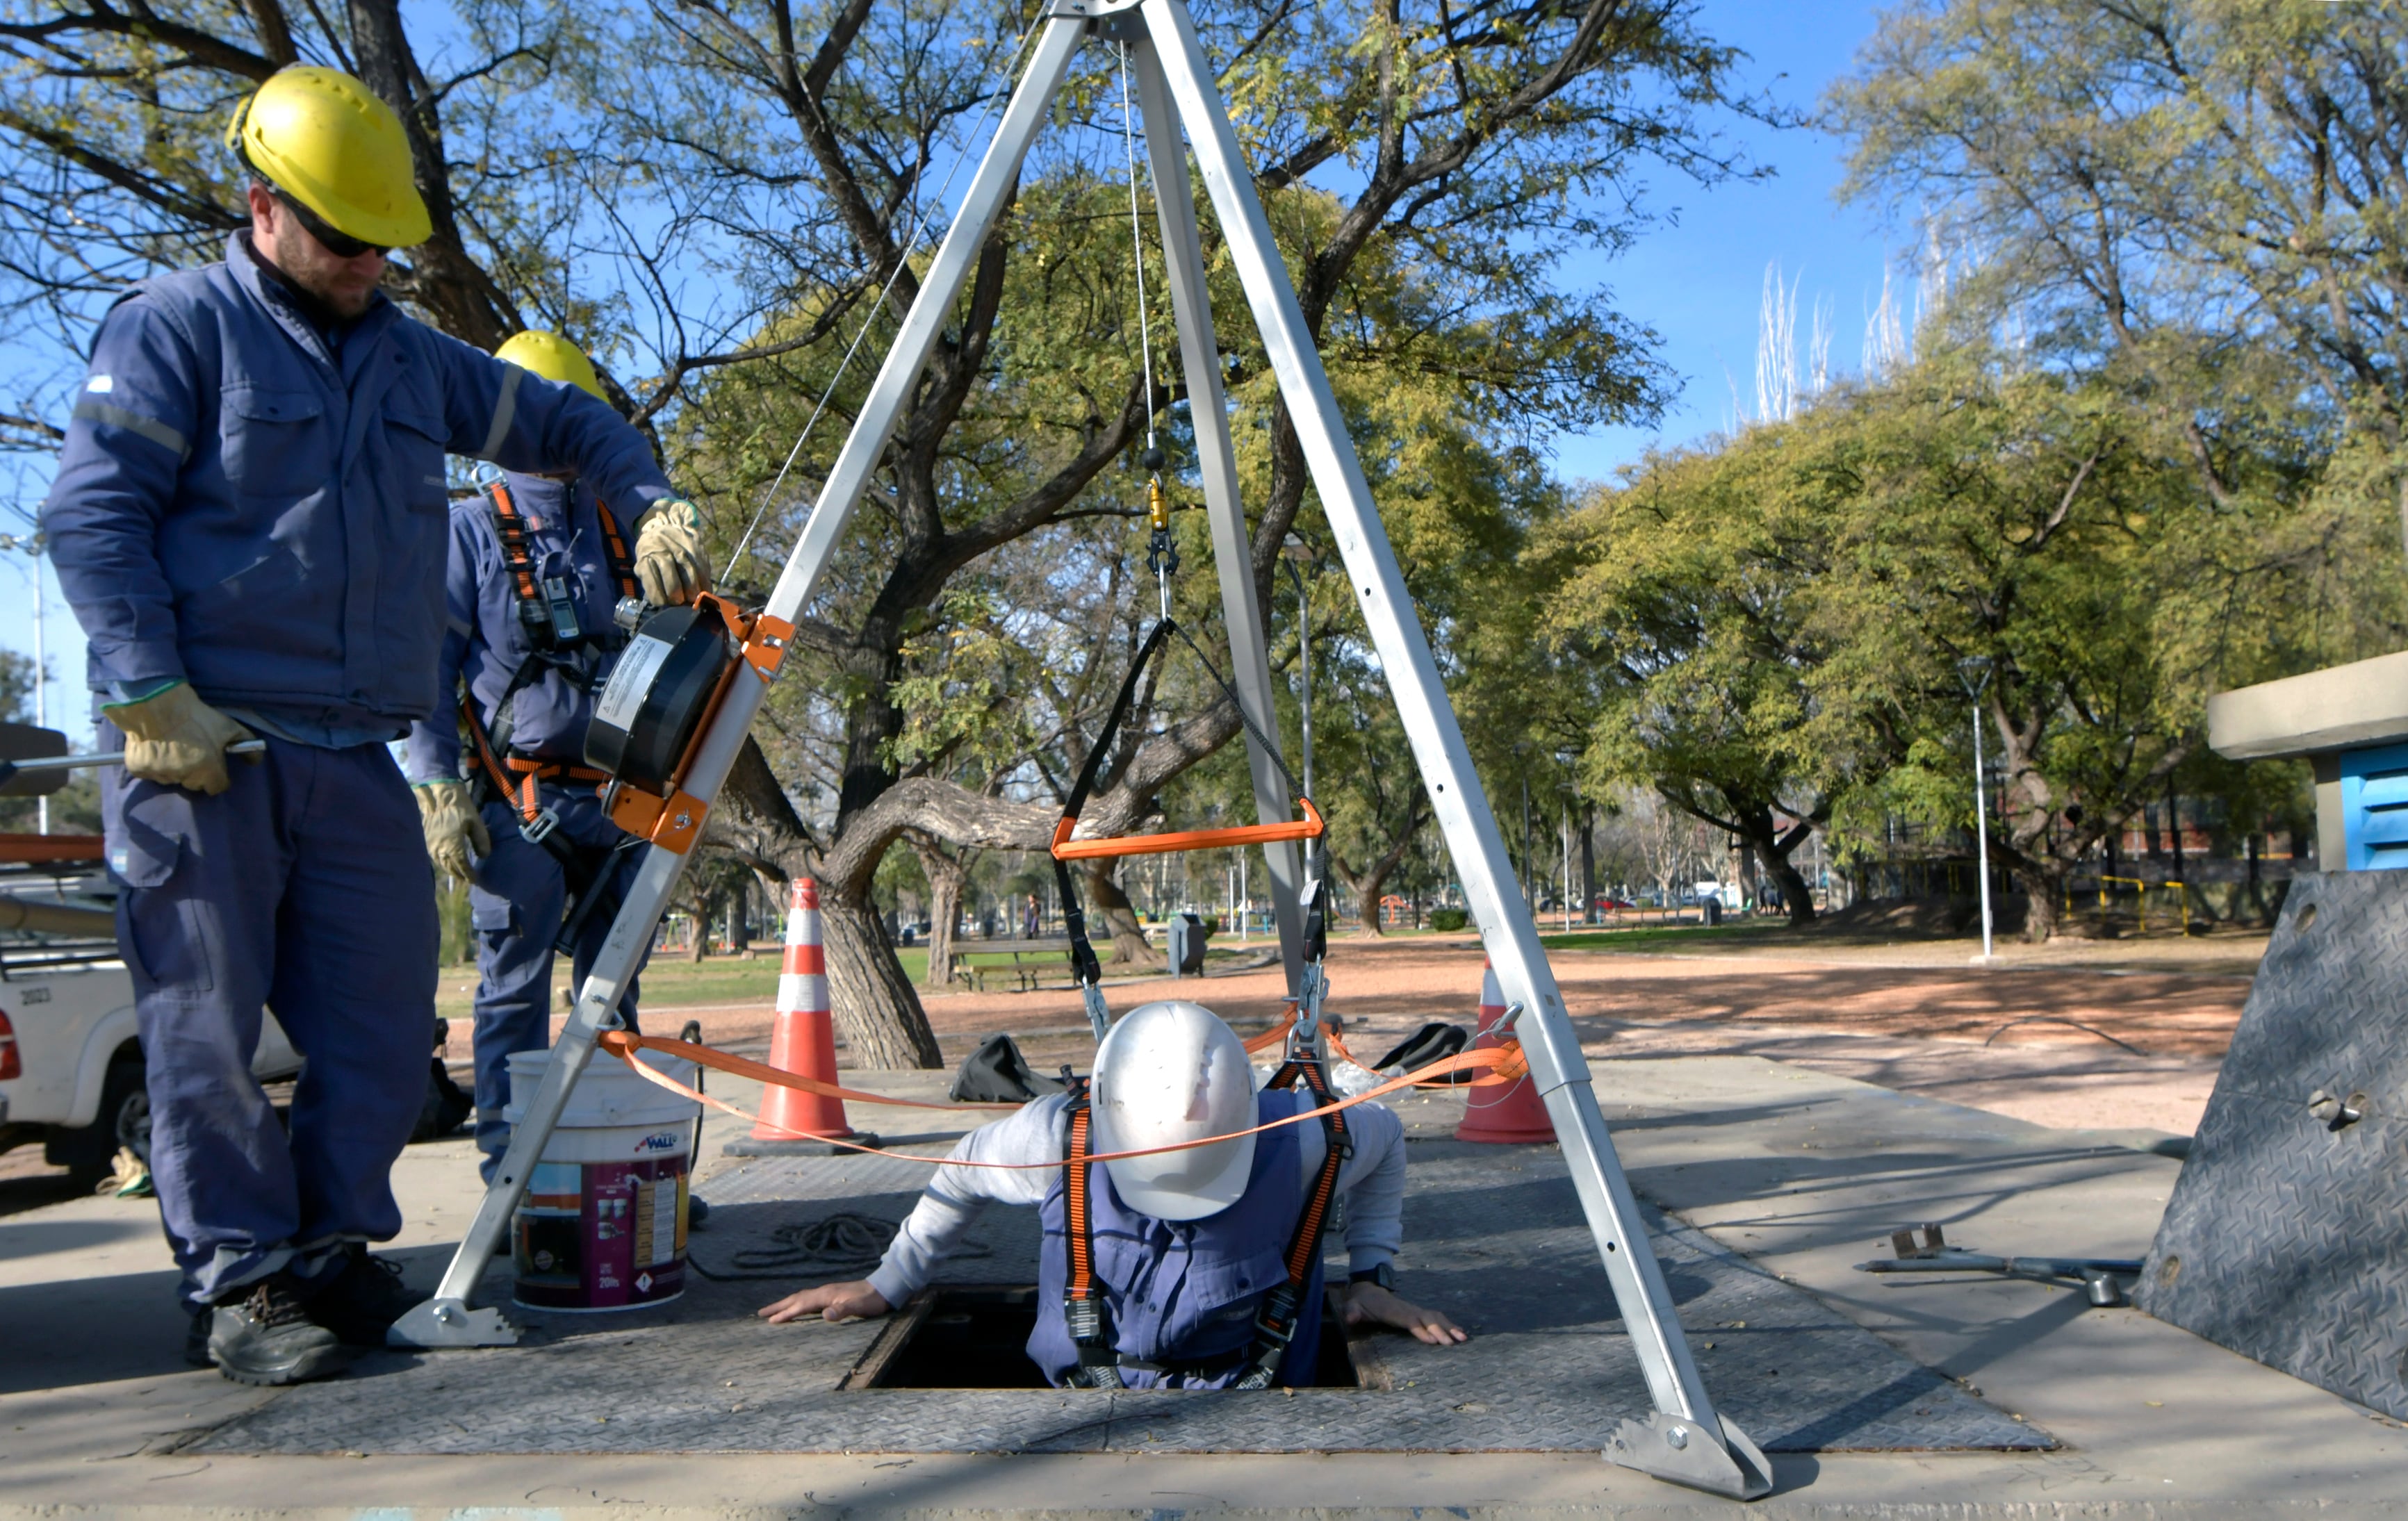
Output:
(1455, 958), (1556, 1144)
(736, 878), (878, 1155)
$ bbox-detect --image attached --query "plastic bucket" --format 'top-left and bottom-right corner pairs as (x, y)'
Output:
(504, 1047), (699, 1312)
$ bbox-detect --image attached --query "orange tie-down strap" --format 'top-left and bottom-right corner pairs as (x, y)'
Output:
(595, 1028), (1530, 1168)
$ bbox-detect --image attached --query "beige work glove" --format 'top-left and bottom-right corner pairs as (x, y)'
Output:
(102, 682), (257, 796)
(632, 498), (712, 606)
(413, 780), (491, 881)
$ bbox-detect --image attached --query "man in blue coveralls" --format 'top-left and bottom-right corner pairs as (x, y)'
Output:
(403, 331), (658, 1188)
(40, 67), (712, 1386)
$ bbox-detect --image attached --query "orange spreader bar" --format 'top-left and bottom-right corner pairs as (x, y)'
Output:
(1051, 797), (1323, 862)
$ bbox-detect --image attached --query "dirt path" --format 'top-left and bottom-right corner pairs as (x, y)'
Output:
(584, 930), (2252, 1139)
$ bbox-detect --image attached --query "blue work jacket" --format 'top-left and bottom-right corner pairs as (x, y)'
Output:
(404, 472), (637, 783)
(42, 233), (675, 739)
(1031, 1090), (1325, 1390)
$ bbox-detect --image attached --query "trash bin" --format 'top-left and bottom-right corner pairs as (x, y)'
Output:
(1700, 897), (1723, 927)
(1167, 912), (1210, 976)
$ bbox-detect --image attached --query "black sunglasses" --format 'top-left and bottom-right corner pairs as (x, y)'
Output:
(268, 184), (388, 260)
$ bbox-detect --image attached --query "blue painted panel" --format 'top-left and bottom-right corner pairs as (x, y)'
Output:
(2341, 742), (2408, 871)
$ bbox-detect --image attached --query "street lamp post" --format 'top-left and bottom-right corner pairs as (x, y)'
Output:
(1960, 657), (1997, 965)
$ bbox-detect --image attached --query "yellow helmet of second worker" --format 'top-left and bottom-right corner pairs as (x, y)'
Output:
(494, 331), (609, 403)
(226, 65), (432, 250)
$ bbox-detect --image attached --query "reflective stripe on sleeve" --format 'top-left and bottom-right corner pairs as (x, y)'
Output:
(477, 364), (523, 459)
(72, 398), (189, 461)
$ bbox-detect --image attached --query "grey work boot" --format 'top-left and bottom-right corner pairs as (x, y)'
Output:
(208, 1276), (350, 1386)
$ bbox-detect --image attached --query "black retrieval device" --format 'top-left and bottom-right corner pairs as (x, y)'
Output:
(584, 602), (736, 794)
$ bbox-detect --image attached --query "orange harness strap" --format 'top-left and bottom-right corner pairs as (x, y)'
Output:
(1059, 1087), (1117, 1386)
(504, 755), (609, 828)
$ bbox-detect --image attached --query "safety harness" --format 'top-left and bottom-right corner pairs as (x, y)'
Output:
(1056, 1056), (1348, 1390)
(460, 477), (646, 953)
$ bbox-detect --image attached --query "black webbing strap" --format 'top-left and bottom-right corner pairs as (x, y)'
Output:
(1052, 619), (1179, 995)
(1058, 1076), (1119, 1389)
(1236, 1056), (1349, 1389)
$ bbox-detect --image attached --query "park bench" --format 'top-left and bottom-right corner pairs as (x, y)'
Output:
(944, 937), (1072, 993)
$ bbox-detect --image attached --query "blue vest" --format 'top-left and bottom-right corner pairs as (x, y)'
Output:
(1031, 1090), (1326, 1390)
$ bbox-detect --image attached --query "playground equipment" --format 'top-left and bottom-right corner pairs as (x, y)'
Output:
(386, 0), (1769, 1498)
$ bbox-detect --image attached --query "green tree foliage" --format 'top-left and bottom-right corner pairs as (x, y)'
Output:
(1536, 423), (1864, 925)
(1549, 335), (2326, 940)
(1829, 0), (2408, 648)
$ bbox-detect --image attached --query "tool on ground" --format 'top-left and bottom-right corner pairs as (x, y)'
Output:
(393, 3), (1771, 1496)
(0, 739), (266, 789)
(1856, 1224), (2141, 1306)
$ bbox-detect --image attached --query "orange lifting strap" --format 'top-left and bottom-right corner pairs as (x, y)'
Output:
(1050, 796), (1323, 862)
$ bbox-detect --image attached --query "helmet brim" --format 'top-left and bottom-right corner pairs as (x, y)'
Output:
(1094, 1124), (1255, 1222)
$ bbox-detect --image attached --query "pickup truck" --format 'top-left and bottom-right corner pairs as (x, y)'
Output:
(0, 825), (304, 1188)
(1, 928), (306, 1187)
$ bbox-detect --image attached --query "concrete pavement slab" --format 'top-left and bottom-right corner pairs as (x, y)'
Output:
(3, 1056), (2403, 1517)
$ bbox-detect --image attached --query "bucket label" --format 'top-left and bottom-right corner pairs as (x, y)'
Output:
(512, 1152), (689, 1311)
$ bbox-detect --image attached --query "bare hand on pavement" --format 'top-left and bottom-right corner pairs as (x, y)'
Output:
(758, 1279), (892, 1325)
(1340, 1281), (1469, 1345)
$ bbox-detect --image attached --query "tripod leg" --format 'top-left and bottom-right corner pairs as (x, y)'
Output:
(391, 13), (1091, 1349)
(1138, 0), (1767, 1498)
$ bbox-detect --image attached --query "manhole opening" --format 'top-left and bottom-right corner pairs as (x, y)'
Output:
(842, 1284), (1368, 1390)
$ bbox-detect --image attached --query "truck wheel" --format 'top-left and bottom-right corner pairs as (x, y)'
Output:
(47, 1055), (149, 1189)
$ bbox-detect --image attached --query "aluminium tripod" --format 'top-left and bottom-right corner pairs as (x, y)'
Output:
(388, 0), (1770, 1498)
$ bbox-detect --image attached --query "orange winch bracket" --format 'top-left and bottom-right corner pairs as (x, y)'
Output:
(603, 591), (774, 854)
(1050, 797), (1323, 862)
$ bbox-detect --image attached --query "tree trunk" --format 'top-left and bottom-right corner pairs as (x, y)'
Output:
(820, 889), (944, 1069)
(1759, 841), (1819, 928)
(2020, 864), (2062, 944)
(903, 833), (971, 991)
(686, 889), (714, 962)
(1081, 861), (1163, 968)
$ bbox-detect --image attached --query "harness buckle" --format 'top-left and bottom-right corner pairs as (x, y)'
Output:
(520, 805), (561, 846)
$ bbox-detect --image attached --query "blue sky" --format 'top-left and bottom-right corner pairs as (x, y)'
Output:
(1, 0), (1899, 739)
(1552, 0), (1899, 486)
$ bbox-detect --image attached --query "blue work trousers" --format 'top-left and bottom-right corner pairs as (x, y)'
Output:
(467, 784), (648, 1180)
(102, 737), (438, 1314)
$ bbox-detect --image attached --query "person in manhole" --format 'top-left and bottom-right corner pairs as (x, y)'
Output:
(758, 999), (1468, 1386)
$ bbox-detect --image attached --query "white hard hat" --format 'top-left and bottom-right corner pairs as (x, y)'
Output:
(1089, 999), (1257, 1221)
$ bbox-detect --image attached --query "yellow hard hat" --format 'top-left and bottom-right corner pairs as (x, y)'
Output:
(225, 65), (431, 249)
(494, 331), (609, 403)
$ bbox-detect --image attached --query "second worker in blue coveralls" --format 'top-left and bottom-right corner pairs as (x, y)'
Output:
(404, 331), (660, 1188)
(40, 66), (713, 1387)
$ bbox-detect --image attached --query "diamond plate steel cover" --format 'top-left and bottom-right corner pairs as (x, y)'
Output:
(2136, 869), (2408, 1417)
(193, 1143), (2041, 1456)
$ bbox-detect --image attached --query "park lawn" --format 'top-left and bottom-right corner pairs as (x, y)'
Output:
(1537, 919), (1788, 953)
(435, 945), (934, 1020)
